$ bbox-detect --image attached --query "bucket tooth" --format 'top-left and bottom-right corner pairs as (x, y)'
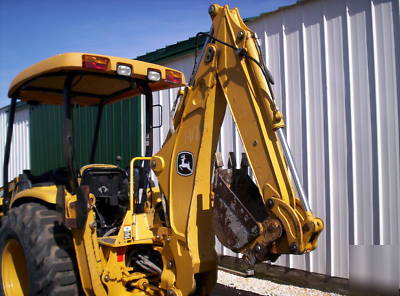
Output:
(215, 152), (224, 168)
(228, 152), (236, 169)
(240, 153), (249, 169)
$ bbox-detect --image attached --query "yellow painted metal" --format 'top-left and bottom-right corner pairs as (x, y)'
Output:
(8, 52), (186, 106)
(155, 45), (223, 295)
(71, 209), (108, 296)
(10, 185), (57, 207)
(153, 4), (323, 294)
(100, 246), (158, 296)
(68, 162), (162, 295)
(0, 197), (3, 217)
(132, 213), (154, 241)
(80, 164), (119, 174)
(1, 239), (29, 296)
(1, 4), (324, 296)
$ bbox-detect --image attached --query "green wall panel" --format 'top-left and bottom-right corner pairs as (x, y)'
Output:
(30, 98), (142, 175)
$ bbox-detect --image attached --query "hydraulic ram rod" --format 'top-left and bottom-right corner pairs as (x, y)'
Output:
(276, 128), (311, 212)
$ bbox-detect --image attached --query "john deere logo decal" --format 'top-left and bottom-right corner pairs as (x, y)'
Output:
(177, 151), (194, 176)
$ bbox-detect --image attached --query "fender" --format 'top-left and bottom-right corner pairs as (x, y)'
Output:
(10, 185), (57, 207)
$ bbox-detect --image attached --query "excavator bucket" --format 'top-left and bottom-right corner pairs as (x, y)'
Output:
(213, 152), (282, 264)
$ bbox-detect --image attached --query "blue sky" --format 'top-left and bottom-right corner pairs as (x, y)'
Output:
(0, 0), (296, 107)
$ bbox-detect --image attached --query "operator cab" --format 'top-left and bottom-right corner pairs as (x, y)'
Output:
(3, 52), (185, 232)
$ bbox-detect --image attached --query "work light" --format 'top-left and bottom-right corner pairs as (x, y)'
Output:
(147, 70), (161, 81)
(117, 64), (132, 76)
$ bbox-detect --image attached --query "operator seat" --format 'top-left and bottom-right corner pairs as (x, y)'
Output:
(80, 166), (129, 206)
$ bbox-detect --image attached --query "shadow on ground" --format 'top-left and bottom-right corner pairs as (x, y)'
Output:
(211, 284), (264, 296)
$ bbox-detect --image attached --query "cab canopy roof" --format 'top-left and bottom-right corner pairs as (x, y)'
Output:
(8, 52), (186, 106)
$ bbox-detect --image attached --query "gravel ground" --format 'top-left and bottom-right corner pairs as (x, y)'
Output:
(215, 270), (344, 296)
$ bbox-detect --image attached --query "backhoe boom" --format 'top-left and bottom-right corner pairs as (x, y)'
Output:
(153, 4), (323, 296)
(0, 5), (323, 296)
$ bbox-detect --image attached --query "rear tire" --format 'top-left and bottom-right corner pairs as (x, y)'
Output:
(0, 203), (80, 296)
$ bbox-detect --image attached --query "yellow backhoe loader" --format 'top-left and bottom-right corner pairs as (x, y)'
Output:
(0, 4), (323, 296)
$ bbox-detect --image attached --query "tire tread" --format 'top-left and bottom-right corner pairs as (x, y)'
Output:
(0, 203), (79, 295)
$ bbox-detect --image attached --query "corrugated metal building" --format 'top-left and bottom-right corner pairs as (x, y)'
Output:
(29, 100), (142, 174)
(0, 100), (142, 181)
(138, 0), (400, 279)
(0, 0), (398, 281)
